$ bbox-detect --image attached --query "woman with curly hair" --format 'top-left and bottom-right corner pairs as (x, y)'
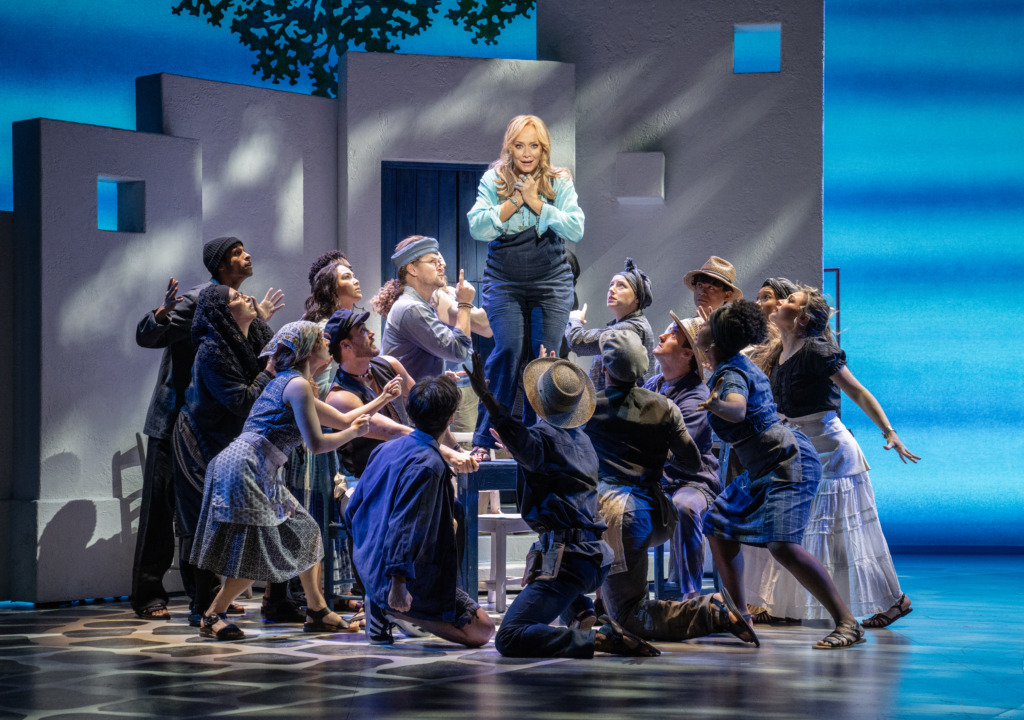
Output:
(466, 115), (584, 461)
(696, 300), (865, 649)
(276, 258), (367, 619)
(564, 257), (656, 393)
(745, 286), (918, 628)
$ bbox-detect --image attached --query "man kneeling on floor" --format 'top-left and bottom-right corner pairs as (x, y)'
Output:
(464, 349), (662, 657)
(345, 375), (495, 647)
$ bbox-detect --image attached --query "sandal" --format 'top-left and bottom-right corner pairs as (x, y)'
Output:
(862, 594), (913, 629)
(225, 602), (246, 615)
(135, 601), (171, 621)
(814, 621), (865, 650)
(199, 613), (245, 641)
(595, 615), (661, 657)
(710, 590), (759, 647)
(751, 609), (800, 625)
(469, 446), (492, 463)
(303, 606), (351, 633)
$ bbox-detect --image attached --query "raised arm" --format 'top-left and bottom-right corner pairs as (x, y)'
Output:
(316, 376), (402, 430)
(284, 376), (371, 454)
(324, 385), (412, 442)
(698, 377), (748, 424)
(832, 366), (920, 464)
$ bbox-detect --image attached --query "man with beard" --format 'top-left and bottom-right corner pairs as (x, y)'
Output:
(323, 309), (476, 479)
(373, 235), (475, 382)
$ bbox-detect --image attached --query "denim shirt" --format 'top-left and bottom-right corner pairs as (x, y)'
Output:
(381, 286), (472, 381)
(490, 404), (607, 564)
(644, 372), (721, 495)
(706, 352), (780, 445)
(467, 168), (585, 243)
(346, 430), (460, 623)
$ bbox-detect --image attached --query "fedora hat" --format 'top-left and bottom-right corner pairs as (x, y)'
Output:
(668, 310), (710, 374)
(682, 256), (743, 299)
(523, 357), (596, 429)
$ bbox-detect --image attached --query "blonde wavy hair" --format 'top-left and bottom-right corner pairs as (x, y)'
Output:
(491, 115), (569, 202)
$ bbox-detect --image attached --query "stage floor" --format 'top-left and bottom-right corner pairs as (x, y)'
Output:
(0, 554), (1021, 719)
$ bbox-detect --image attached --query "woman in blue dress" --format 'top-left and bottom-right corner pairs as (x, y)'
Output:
(467, 114), (584, 461)
(190, 321), (400, 640)
(697, 301), (865, 649)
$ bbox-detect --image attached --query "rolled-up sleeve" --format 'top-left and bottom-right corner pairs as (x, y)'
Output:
(405, 302), (472, 363)
(467, 169), (504, 242)
(538, 176), (585, 243)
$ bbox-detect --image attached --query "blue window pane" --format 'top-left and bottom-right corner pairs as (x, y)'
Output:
(734, 23), (781, 73)
(97, 179), (118, 231)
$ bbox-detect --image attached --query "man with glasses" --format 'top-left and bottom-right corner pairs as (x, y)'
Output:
(379, 235), (475, 382)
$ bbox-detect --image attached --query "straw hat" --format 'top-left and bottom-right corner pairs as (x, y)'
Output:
(682, 256), (743, 299)
(523, 357), (596, 429)
(668, 310), (710, 373)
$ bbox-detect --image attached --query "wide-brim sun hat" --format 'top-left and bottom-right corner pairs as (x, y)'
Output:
(523, 357), (596, 429)
(682, 255), (743, 300)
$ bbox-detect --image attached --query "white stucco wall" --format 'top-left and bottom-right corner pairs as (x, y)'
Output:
(339, 51), (576, 331)
(11, 119), (201, 601)
(137, 73), (340, 319)
(538, 0), (823, 326)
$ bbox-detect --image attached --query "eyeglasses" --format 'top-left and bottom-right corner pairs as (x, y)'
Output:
(416, 256), (445, 269)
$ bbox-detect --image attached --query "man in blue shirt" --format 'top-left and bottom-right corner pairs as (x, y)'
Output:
(644, 312), (721, 600)
(346, 375), (494, 647)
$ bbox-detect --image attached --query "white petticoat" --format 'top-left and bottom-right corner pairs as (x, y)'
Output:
(743, 411), (903, 620)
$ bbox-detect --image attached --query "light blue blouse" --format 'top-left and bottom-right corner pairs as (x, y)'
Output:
(467, 168), (585, 243)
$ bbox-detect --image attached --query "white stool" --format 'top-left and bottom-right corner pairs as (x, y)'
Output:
(478, 513), (534, 612)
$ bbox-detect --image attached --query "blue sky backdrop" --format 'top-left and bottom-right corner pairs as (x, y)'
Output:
(1, 0), (1020, 545)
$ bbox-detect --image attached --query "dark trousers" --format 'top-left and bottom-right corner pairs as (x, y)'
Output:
(495, 553), (603, 659)
(601, 488), (716, 641)
(130, 434), (191, 611)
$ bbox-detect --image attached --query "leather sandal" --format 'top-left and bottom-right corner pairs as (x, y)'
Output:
(862, 594), (913, 628)
(303, 606), (351, 633)
(135, 601), (171, 620)
(596, 615), (661, 657)
(200, 613), (245, 641)
(814, 621), (866, 649)
(710, 590), (759, 647)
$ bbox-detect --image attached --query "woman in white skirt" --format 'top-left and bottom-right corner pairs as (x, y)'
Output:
(191, 321), (400, 640)
(746, 286), (919, 627)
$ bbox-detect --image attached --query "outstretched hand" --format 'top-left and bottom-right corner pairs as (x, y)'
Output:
(569, 303), (588, 325)
(256, 288), (285, 321)
(697, 377), (724, 413)
(154, 277), (183, 321)
(462, 352), (490, 398)
(884, 431), (921, 464)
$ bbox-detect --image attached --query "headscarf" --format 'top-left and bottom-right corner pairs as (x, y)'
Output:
(191, 284), (263, 380)
(261, 320), (322, 366)
(619, 257), (653, 311)
(761, 277), (799, 303)
(390, 236), (439, 270)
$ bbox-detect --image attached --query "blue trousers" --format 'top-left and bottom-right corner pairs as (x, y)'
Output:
(495, 553), (605, 659)
(473, 229), (573, 449)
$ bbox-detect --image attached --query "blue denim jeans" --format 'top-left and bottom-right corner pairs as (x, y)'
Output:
(495, 552), (605, 658)
(473, 228), (573, 448)
(669, 485), (714, 599)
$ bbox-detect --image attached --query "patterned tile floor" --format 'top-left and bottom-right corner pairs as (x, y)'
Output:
(0, 554), (1022, 719)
